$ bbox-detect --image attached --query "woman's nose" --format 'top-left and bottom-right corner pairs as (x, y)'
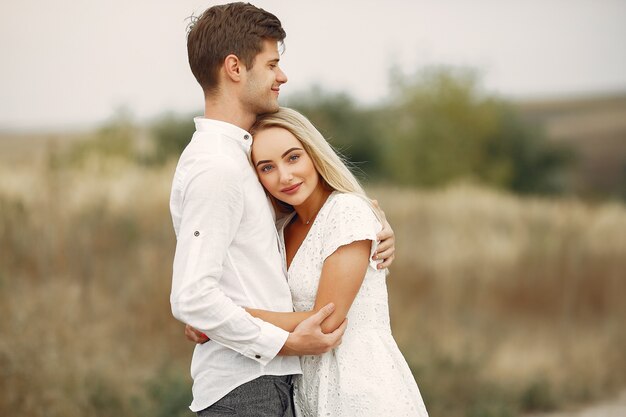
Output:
(279, 168), (293, 183)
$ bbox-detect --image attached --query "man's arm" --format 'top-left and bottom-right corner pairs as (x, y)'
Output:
(185, 306), (346, 354)
(371, 199), (395, 269)
(171, 157), (287, 365)
(172, 157), (342, 358)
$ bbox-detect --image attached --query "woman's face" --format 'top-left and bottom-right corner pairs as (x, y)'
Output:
(251, 126), (320, 207)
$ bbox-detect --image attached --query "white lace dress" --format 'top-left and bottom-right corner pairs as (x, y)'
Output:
(278, 192), (429, 417)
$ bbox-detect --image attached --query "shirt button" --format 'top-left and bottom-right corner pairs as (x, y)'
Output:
(194, 231), (200, 237)
(255, 354), (261, 359)
(244, 134), (250, 140)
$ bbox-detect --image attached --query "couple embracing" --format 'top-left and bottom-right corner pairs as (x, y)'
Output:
(169, 3), (428, 416)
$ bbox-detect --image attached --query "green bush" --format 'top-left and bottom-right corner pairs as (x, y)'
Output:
(519, 378), (557, 412)
(148, 112), (196, 164)
(66, 108), (139, 167)
(139, 366), (194, 417)
(380, 67), (573, 193)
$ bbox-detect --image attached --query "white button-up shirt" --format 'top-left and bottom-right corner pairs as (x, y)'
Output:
(169, 117), (301, 412)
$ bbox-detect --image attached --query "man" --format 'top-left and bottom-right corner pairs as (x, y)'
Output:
(170, 3), (395, 416)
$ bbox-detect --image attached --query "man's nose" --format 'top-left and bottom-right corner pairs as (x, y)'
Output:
(277, 67), (288, 84)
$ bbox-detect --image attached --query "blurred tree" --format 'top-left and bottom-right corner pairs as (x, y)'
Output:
(148, 112), (195, 164)
(123, 67), (573, 195)
(64, 107), (138, 167)
(381, 68), (496, 186)
(380, 67), (573, 193)
(484, 102), (574, 194)
(285, 86), (384, 180)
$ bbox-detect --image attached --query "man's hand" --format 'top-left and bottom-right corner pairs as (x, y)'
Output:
(371, 199), (395, 269)
(280, 303), (347, 356)
(185, 324), (209, 344)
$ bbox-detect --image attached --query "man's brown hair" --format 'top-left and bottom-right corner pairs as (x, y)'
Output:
(187, 2), (286, 95)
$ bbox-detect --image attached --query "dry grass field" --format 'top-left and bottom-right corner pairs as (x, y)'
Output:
(0, 131), (625, 417)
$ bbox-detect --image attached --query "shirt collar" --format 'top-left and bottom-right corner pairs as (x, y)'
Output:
(194, 117), (253, 152)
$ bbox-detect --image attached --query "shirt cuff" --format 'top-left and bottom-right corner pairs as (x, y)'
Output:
(242, 318), (290, 366)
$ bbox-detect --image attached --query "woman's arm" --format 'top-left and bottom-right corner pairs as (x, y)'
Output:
(246, 239), (370, 334)
(313, 239), (371, 333)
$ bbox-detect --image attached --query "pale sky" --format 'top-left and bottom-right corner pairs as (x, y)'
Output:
(1, 0), (626, 130)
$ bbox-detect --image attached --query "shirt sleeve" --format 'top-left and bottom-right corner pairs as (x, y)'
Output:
(170, 155), (288, 365)
(321, 193), (382, 270)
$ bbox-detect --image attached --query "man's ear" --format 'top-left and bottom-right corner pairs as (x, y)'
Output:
(224, 54), (244, 82)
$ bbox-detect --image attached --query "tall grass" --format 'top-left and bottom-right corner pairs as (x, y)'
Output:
(378, 185), (626, 416)
(0, 154), (624, 416)
(0, 157), (193, 417)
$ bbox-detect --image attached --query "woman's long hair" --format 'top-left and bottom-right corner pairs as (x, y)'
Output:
(251, 107), (377, 218)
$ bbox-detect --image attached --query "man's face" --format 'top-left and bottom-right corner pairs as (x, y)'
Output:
(240, 39), (288, 115)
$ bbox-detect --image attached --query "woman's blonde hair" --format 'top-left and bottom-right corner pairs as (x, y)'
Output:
(251, 107), (374, 216)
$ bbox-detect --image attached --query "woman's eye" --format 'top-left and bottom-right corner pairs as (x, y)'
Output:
(260, 164), (273, 173)
(288, 154), (300, 162)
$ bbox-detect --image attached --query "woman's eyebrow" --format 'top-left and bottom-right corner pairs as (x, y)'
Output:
(281, 147), (302, 158)
(255, 147), (303, 166)
(255, 159), (271, 167)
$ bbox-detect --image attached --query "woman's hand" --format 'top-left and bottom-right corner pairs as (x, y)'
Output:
(371, 199), (395, 269)
(185, 324), (209, 344)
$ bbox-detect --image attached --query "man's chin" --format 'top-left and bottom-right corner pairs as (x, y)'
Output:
(266, 102), (280, 113)
(256, 103), (280, 116)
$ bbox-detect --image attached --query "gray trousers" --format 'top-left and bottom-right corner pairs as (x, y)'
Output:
(197, 375), (295, 417)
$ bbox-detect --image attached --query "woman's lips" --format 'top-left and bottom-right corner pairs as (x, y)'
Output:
(281, 182), (302, 195)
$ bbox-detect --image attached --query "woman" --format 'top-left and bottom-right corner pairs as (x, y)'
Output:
(246, 107), (429, 417)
